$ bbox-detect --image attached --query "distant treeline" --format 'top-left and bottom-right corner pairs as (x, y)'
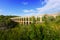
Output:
(0, 15), (18, 29)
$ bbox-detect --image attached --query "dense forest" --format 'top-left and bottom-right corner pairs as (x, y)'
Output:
(0, 15), (60, 40)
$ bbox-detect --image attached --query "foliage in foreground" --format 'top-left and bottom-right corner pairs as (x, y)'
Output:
(0, 22), (60, 40)
(0, 15), (60, 40)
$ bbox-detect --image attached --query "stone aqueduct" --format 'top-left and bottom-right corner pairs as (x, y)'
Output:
(10, 14), (58, 25)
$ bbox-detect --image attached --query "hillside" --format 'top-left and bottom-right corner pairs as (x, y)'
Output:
(0, 15), (60, 40)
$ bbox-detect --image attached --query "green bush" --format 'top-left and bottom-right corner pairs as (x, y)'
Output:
(0, 15), (60, 40)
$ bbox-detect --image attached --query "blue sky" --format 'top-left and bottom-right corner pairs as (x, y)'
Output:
(0, 0), (60, 16)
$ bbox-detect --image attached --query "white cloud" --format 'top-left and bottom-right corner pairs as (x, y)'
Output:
(23, 0), (60, 16)
(36, 0), (60, 13)
(22, 2), (28, 5)
(23, 9), (35, 13)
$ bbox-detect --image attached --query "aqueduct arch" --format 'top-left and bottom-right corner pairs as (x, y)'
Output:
(10, 14), (58, 25)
